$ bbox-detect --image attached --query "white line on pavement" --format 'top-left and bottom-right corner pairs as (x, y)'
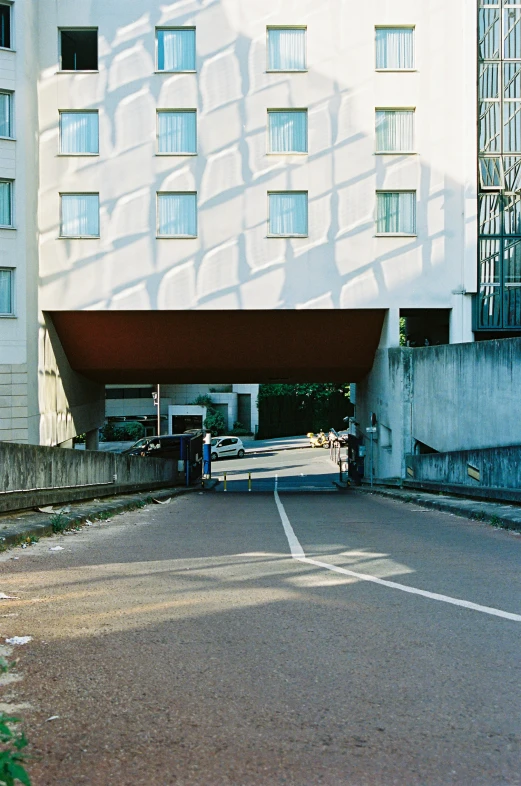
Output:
(273, 487), (521, 623)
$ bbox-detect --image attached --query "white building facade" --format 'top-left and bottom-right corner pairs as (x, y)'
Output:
(1, 0), (517, 456)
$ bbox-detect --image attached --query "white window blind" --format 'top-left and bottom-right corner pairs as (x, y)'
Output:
(0, 180), (11, 226)
(375, 110), (414, 152)
(376, 28), (414, 70)
(267, 28), (306, 71)
(158, 193), (197, 237)
(0, 269), (12, 314)
(377, 192), (416, 234)
(61, 194), (100, 237)
(268, 110), (307, 153)
(157, 29), (196, 72)
(158, 111), (196, 154)
(0, 93), (11, 138)
(269, 192), (308, 236)
(60, 112), (99, 154)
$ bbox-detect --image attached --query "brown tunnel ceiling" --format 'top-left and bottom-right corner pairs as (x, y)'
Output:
(49, 310), (386, 384)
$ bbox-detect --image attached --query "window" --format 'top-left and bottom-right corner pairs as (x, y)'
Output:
(0, 268), (12, 315)
(60, 194), (99, 237)
(267, 27), (306, 71)
(0, 180), (12, 226)
(0, 92), (12, 138)
(268, 110), (307, 153)
(376, 192), (416, 235)
(59, 111), (99, 154)
(0, 5), (10, 49)
(157, 193), (197, 237)
(157, 110), (196, 154)
(375, 109), (414, 153)
(268, 192), (308, 236)
(157, 28), (196, 72)
(376, 27), (415, 70)
(60, 30), (98, 71)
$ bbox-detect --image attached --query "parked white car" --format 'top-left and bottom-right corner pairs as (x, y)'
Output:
(211, 436), (245, 460)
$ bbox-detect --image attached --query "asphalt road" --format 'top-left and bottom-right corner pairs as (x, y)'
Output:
(0, 449), (520, 785)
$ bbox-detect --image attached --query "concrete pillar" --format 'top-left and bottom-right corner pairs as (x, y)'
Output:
(379, 308), (401, 349)
(450, 293), (474, 344)
(85, 428), (100, 452)
(58, 439), (74, 449)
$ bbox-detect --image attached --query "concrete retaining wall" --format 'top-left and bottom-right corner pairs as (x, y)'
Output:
(406, 445), (521, 490)
(0, 442), (178, 513)
(357, 337), (521, 480)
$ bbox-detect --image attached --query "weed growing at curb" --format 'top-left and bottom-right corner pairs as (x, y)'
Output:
(0, 712), (31, 785)
(50, 514), (68, 534)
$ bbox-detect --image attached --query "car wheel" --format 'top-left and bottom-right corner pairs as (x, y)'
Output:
(211, 452), (218, 461)
(237, 449), (245, 458)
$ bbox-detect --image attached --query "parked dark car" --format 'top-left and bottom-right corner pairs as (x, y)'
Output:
(122, 433), (203, 486)
(122, 436), (182, 459)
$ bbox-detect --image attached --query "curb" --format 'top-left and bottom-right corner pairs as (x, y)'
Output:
(0, 486), (198, 551)
(358, 486), (521, 533)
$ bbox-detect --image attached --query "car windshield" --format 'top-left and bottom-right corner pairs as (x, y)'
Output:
(211, 438), (219, 446)
(129, 438), (149, 450)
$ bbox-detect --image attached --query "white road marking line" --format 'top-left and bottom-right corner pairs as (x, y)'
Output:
(273, 487), (521, 623)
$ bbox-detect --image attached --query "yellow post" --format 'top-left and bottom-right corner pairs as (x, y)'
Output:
(223, 472), (227, 492)
(248, 472), (252, 492)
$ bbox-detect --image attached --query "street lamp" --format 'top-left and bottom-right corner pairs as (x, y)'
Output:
(152, 384), (161, 436)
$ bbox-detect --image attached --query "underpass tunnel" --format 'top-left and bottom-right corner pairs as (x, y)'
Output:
(43, 307), (386, 451)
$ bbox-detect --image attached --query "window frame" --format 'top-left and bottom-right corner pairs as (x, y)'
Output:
(267, 190), (309, 238)
(156, 191), (198, 238)
(266, 26), (307, 73)
(375, 107), (416, 154)
(0, 178), (13, 228)
(0, 90), (13, 139)
(155, 27), (196, 73)
(156, 109), (197, 156)
(0, 267), (14, 317)
(59, 28), (99, 73)
(0, 3), (12, 52)
(375, 190), (417, 236)
(59, 193), (100, 239)
(59, 110), (99, 156)
(375, 25), (416, 72)
(267, 108), (308, 154)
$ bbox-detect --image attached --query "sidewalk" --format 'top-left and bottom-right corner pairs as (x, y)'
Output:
(0, 486), (198, 550)
(360, 485), (521, 533)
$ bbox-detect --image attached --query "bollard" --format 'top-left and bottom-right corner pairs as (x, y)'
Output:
(223, 472), (227, 492)
(248, 472), (252, 492)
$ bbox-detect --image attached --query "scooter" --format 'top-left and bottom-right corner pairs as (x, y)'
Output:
(307, 431), (328, 448)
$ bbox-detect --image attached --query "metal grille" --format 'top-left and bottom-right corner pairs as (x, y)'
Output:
(477, 0), (521, 329)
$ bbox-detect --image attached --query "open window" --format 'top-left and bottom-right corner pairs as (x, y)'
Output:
(479, 156), (504, 190)
(0, 5), (10, 50)
(60, 29), (98, 71)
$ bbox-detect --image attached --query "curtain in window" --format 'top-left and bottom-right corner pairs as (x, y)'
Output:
(269, 111), (307, 153)
(158, 193), (197, 236)
(0, 93), (10, 137)
(158, 112), (196, 153)
(377, 192), (415, 234)
(157, 29), (196, 71)
(0, 181), (11, 226)
(60, 112), (99, 154)
(268, 28), (306, 71)
(61, 194), (99, 236)
(0, 269), (11, 314)
(376, 28), (414, 69)
(269, 192), (308, 235)
(376, 110), (414, 152)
